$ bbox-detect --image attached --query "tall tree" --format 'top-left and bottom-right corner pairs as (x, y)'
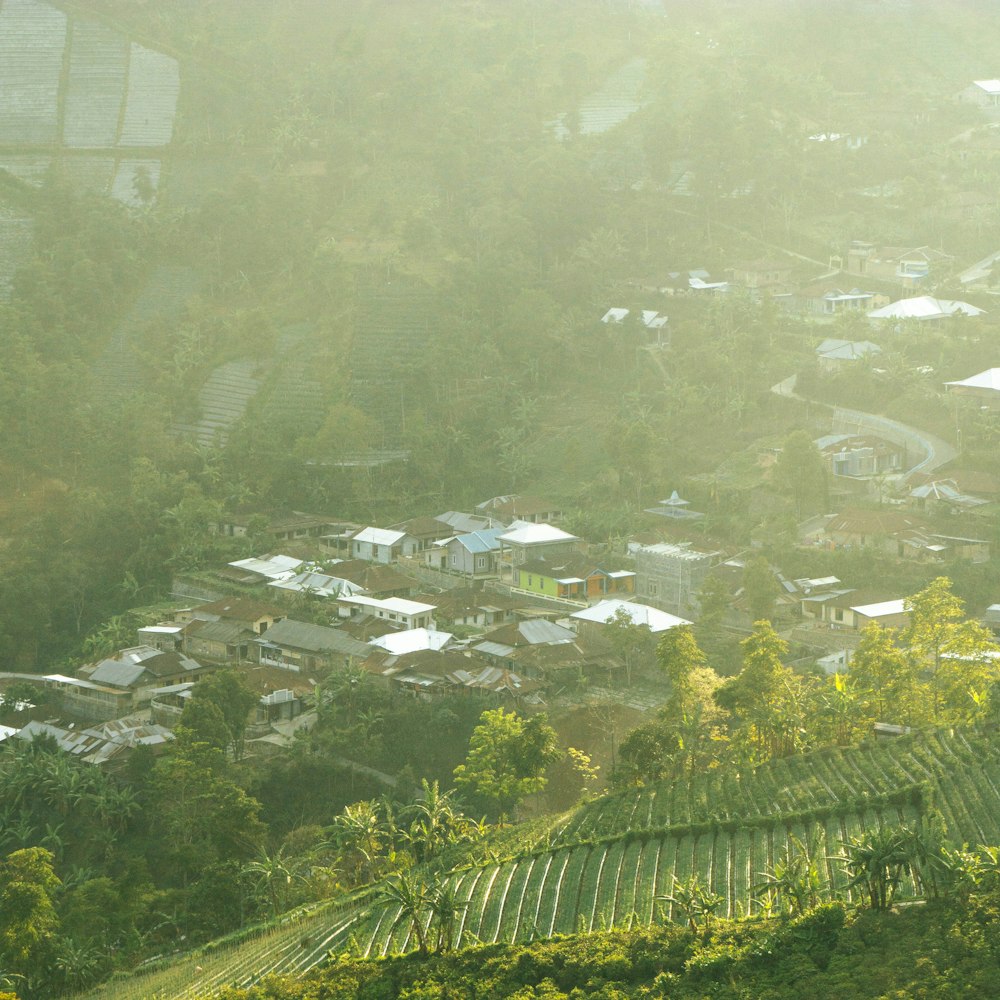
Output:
(772, 429), (828, 517)
(657, 625), (708, 719)
(453, 709), (561, 822)
(901, 577), (998, 722)
(0, 847), (61, 987)
(742, 556), (780, 624)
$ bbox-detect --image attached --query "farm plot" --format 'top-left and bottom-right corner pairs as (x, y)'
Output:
(111, 157), (161, 206)
(119, 42), (180, 147)
(0, 0), (66, 145)
(0, 208), (33, 298)
(61, 155), (116, 196)
(63, 19), (128, 147)
(0, 154), (53, 186)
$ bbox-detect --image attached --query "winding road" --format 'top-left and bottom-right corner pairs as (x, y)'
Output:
(771, 374), (957, 480)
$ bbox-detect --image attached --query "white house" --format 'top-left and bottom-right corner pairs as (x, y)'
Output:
(350, 527), (420, 563)
(569, 598), (692, 636)
(337, 594), (437, 630)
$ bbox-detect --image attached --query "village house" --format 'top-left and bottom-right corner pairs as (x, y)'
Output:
(824, 508), (930, 553)
(268, 569), (364, 599)
(215, 509), (355, 543)
(224, 554), (304, 584)
(800, 284), (877, 318)
(15, 718), (173, 767)
(512, 555), (635, 603)
(419, 588), (519, 629)
(387, 515), (457, 551)
(320, 560), (418, 598)
(868, 295), (984, 322)
(70, 646), (212, 718)
(177, 596), (285, 636)
(846, 243), (955, 289)
(350, 526), (421, 563)
(631, 541), (722, 616)
(136, 622), (187, 652)
(184, 620), (254, 662)
(251, 618), (370, 673)
(424, 527), (506, 578)
(569, 598), (692, 640)
(815, 433), (905, 479)
(477, 495), (564, 525)
(43, 675), (135, 722)
(337, 594), (436, 630)
(435, 510), (498, 534)
(908, 480), (989, 513)
(814, 338), (882, 372)
(368, 627), (453, 655)
(472, 619), (578, 668)
(945, 368), (1000, 408)
(498, 522), (581, 580)
(800, 589), (909, 630)
(958, 79), (1000, 109)
(729, 257), (795, 296)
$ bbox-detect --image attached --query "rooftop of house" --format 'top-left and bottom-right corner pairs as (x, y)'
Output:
(388, 515), (456, 540)
(824, 507), (929, 536)
(945, 368), (1000, 392)
(478, 495), (563, 519)
(255, 619), (370, 657)
(227, 554), (304, 580)
(435, 528), (507, 554)
(339, 594), (437, 616)
(481, 619), (577, 648)
(868, 295), (984, 320)
(498, 523), (579, 546)
(518, 555), (631, 582)
(815, 338), (881, 361)
(193, 596), (286, 622)
(570, 599), (692, 632)
(322, 560), (417, 593)
(351, 526), (410, 547)
(368, 628), (453, 655)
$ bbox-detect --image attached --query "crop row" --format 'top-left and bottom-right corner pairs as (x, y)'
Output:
(344, 803), (920, 959)
(551, 731), (1000, 847)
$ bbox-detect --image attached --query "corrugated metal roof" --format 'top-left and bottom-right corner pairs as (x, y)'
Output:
(370, 628), (452, 655)
(257, 618), (370, 657)
(353, 526), (408, 546)
(499, 524), (578, 545)
(518, 619), (576, 644)
(90, 661), (146, 688)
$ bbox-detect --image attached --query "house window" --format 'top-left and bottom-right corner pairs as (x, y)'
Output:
(476, 556), (487, 569)
(833, 608), (844, 622)
(648, 581), (659, 596)
(451, 554), (458, 566)
(527, 576), (533, 587)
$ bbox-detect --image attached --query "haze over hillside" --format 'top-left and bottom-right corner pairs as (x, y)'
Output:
(5, 2), (1000, 999)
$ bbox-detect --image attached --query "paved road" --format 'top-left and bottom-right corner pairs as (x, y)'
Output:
(771, 374), (956, 479)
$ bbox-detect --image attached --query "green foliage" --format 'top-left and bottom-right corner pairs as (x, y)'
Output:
(454, 710), (562, 822)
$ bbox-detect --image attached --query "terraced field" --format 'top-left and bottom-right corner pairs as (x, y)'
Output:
(81, 730), (1000, 1000)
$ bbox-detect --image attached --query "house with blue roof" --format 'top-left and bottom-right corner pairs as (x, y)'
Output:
(425, 527), (507, 578)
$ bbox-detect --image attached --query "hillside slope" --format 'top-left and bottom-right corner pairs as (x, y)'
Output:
(80, 728), (1000, 999)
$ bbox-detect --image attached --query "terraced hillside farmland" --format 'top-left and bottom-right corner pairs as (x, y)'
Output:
(81, 730), (1000, 1000)
(0, 0), (179, 204)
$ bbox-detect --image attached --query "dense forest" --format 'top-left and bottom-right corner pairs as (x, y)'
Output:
(4, 0), (1000, 997)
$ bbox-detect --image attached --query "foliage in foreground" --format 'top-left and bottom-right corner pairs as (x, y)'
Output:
(208, 891), (1000, 1000)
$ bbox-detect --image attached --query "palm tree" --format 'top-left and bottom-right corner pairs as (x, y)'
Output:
(429, 882), (468, 953)
(333, 800), (385, 884)
(657, 875), (725, 933)
(243, 845), (303, 917)
(840, 826), (913, 910)
(754, 835), (822, 915)
(377, 873), (433, 956)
